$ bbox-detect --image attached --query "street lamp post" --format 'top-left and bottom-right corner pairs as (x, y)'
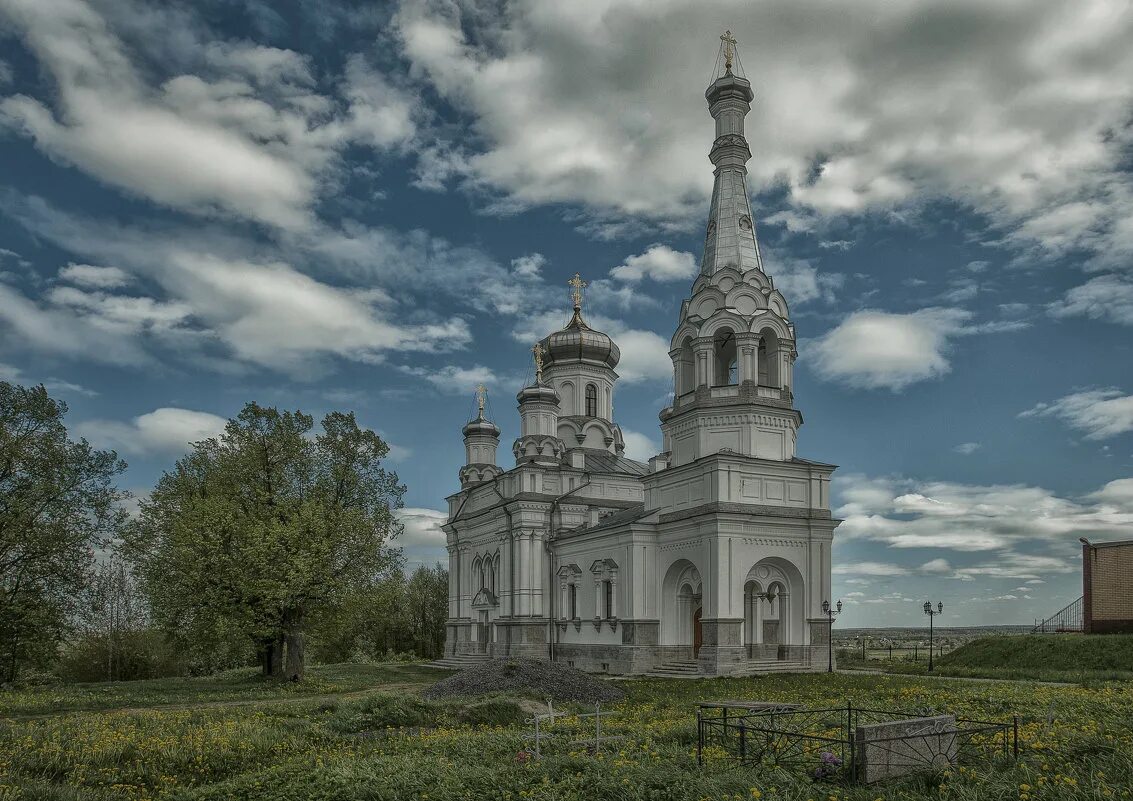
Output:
(923, 601), (943, 672)
(821, 599), (842, 673)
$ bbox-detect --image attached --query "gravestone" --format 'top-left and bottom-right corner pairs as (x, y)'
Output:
(854, 714), (958, 783)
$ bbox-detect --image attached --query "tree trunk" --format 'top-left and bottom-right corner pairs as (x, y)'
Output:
(259, 638), (275, 677)
(270, 633), (285, 677)
(284, 613), (304, 681)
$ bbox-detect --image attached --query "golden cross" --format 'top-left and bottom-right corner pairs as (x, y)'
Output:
(721, 29), (737, 72)
(532, 343), (544, 383)
(475, 384), (487, 415)
(567, 272), (588, 309)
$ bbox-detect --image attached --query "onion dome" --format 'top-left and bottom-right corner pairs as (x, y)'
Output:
(462, 412), (500, 438)
(539, 307), (620, 370)
(516, 383), (560, 406)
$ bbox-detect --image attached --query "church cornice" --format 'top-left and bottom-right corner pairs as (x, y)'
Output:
(657, 501), (836, 525)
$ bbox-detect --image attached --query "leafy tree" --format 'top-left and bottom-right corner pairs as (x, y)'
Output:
(68, 554), (150, 681)
(0, 382), (128, 683)
(405, 564), (448, 659)
(129, 403), (405, 680)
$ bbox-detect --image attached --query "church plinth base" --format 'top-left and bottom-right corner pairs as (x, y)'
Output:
(697, 618), (747, 675)
(493, 620), (549, 659)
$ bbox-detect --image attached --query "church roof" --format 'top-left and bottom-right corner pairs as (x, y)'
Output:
(574, 449), (648, 477)
(540, 307), (620, 370)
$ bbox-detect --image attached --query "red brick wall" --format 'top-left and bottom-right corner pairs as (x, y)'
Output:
(1086, 542), (1133, 634)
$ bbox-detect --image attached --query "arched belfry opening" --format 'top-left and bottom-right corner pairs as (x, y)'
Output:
(713, 328), (738, 386)
(678, 336), (695, 395)
(757, 328), (780, 387)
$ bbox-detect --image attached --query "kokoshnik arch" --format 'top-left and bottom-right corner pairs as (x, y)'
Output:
(441, 34), (841, 675)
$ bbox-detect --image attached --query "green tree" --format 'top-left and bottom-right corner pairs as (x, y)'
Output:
(129, 403), (404, 680)
(406, 564), (448, 659)
(0, 382), (128, 683)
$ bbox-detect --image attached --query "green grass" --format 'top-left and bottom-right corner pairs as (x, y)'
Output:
(2, 662), (1133, 801)
(0, 662), (446, 717)
(882, 634), (1133, 683)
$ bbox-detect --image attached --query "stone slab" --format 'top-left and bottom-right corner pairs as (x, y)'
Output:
(854, 715), (958, 784)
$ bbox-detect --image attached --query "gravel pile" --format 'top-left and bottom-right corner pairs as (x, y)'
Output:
(424, 658), (625, 705)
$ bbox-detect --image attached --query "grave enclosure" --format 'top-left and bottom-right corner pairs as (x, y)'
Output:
(697, 700), (1018, 784)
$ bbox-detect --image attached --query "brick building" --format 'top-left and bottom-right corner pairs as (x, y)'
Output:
(1082, 538), (1133, 634)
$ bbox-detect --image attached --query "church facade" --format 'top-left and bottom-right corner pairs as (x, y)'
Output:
(441, 44), (840, 675)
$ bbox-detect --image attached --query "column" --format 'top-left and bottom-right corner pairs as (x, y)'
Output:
(594, 578), (602, 619)
(736, 334), (758, 384)
(532, 533), (544, 616)
(693, 337), (713, 387)
(754, 595), (763, 644)
(560, 580), (568, 620)
(518, 532), (531, 616)
(448, 547), (458, 618)
(610, 578), (618, 618)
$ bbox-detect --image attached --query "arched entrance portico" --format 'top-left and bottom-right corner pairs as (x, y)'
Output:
(662, 559), (703, 657)
(743, 558), (805, 648)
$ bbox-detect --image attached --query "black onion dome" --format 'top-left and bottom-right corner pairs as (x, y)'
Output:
(540, 308), (620, 370)
(462, 414), (500, 438)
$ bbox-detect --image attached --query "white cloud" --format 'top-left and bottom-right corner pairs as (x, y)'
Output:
(762, 251), (843, 304)
(57, 263), (131, 289)
(396, 507), (448, 549)
(0, 361), (95, 396)
(0, 0), (416, 230)
(832, 561), (908, 577)
(833, 473), (1133, 582)
(394, 0), (1133, 265)
(621, 428), (659, 462)
(511, 253), (546, 278)
(79, 407), (227, 455)
(399, 364), (502, 396)
(610, 245), (696, 283)
(919, 559), (953, 574)
(808, 307), (972, 391)
(1021, 388), (1133, 440)
(1050, 274), (1133, 325)
(953, 442), (982, 455)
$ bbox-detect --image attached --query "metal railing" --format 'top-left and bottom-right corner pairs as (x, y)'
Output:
(1031, 596), (1083, 634)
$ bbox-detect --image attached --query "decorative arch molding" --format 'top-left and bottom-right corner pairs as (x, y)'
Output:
(670, 324), (700, 349)
(689, 288), (727, 321)
(661, 558), (705, 646)
(699, 310), (751, 338)
(750, 314), (792, 340)
(766, 290), (790, 318)
(742, 556), (806, 647)
(725, 286), (767, 316)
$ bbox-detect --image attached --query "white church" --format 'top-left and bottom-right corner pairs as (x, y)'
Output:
(440, 39), (841, 675)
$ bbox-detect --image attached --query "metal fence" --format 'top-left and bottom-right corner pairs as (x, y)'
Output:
(1031, 596), (1083, 634)
(696, 700), (1017, 784)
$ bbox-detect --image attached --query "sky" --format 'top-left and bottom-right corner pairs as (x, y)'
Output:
(1, 0), (1132, 628)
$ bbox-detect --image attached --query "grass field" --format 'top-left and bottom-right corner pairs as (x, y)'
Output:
(3, 662), (1132, 801)
(875, 634), (1133, 683)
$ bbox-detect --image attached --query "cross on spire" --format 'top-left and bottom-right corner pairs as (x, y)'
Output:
(475, 384), (487, 416)
(568, 272), (588, 310)
(720, 29), (737, 73)
(532, 343), (544, 383)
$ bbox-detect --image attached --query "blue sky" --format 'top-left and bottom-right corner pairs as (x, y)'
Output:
(2, 0), (1132, 628)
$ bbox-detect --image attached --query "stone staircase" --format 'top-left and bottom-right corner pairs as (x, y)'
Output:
(647, 657), (809, 678)
(647, 659), (700, 677)
(428, 652), (492, 670)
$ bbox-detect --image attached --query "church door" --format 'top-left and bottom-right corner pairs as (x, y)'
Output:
(693, 607), (703, 658)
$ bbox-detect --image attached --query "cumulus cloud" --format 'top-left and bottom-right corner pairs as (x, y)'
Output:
(398, 364), (504, 396)
(808, 307), (972, 390)
(832, 562), (908, 577)
(620, 428), (659, 462)
(78, 407), (227, 455)
(1050, 274), (1133, 326)
(0, 0), (416, 230)
(833, 473), (1133, 581)
(952, 442), (982, 455)
(396, 507), (447, 548)
(394, 0), (1133, 265)
(1021, 388), (1133, 440)
(0, 361), (95, 396)
(610, 245), (696, 283)
(57, 263), (131, 289)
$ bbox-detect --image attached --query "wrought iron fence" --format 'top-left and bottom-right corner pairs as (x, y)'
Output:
(696, 700), (1018, 784)
(1031, 596), (1083, 633)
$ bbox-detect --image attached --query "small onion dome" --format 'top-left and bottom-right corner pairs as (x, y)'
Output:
(516, 382), (560, 406)
(462, 413), (500, 438)
(539, 308), (620, 370)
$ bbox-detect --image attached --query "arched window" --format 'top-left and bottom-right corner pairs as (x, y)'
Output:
(714, 329), (738, 386)
(585, 384), (598, 417)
